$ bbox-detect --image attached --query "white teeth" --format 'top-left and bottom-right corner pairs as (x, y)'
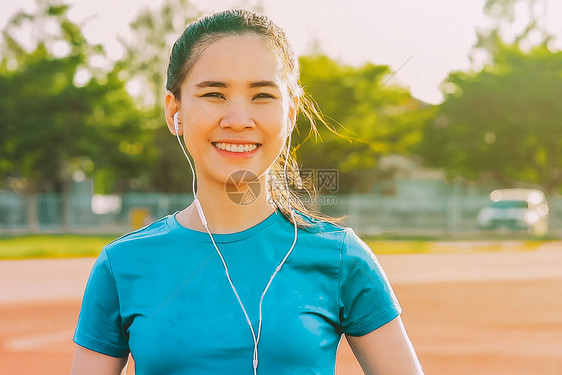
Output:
(214, 143), (258, 153)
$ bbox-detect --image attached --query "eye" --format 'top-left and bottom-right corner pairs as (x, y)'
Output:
(253, 93), (276, 101)
(201, 92), (226, 100)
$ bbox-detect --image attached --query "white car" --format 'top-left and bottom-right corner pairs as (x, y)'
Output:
(477, 189), (549, 236)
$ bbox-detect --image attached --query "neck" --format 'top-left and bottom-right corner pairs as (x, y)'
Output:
(177, 174), (276, 234)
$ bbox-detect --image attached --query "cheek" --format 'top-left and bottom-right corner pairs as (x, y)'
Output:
(184, 101), (218, 125)
(181, 117), (209, 155)
(181, 103), (216, 136)
(256, 103), (290, 132)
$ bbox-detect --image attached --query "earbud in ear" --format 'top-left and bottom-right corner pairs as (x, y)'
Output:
(173, 113), (179, 133)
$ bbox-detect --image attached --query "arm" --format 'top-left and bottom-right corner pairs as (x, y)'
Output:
(70, 345), (128, 375)
(346, 317), (423, 375)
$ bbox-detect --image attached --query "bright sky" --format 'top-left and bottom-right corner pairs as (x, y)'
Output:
(1, 0), (561, 104)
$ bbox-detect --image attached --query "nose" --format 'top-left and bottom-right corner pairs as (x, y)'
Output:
(219, 98), (255, 131)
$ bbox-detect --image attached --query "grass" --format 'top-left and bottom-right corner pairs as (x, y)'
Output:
(365, 239), (545, 255)
(365, 240), (431, 255)
(0, 233), (552, 259)
(0, 234), (119, 259)
(361, 231), (558, 254)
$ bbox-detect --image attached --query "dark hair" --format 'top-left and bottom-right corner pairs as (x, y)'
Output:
(166, 9), (340, 227)
(167, 9), (300, 100)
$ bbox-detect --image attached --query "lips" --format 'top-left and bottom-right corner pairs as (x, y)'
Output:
(212, 142), (260, 153)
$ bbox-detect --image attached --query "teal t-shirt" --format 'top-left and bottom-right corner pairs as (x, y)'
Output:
(74, 210), (401, 374)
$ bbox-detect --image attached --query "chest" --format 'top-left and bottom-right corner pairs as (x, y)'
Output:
(120, 250), (342, 374)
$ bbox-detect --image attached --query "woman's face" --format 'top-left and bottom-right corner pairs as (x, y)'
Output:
(174, 35), (295, 190)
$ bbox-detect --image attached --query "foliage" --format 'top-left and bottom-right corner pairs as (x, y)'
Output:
(117, 0), (201, 193)
(295, 55), (435, 193)
(418, 0), (562, 194)
(0, 0), (153, 194)
(420, 44), (562, 193)
(470, 0), (555, 66)
(0, 0), (433, 196)
(119, 2), (431, 194)
(120, 0), (201, 108)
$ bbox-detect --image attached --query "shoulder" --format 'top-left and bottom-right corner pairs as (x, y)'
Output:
(294, 211), (364, 254)
(297, 212), (379, 268)
(103, 214), (176, 257)
(296, 210), (346, 234)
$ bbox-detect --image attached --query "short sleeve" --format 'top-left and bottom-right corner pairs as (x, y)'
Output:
(73, 248), (130, 357)
(338, 229), (401, 336)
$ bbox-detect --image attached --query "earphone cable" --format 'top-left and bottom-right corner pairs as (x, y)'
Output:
(176, 133), (198, 197)
(175, 123), (298, 375)
(254, 132), (298, 364)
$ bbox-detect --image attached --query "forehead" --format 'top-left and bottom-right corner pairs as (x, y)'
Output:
(184, 35), (284, 87)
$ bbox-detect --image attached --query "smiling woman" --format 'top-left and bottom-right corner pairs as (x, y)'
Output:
(70, 9), (423, 375)
(170, 35), (290, 193)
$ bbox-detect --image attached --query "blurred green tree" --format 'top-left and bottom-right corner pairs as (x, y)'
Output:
(419, 0), (562, 194)
(296, 55), (435, 193)
(0, 0), (153, 194)
(117, 0), (201, 193)
(119, 2), (431, 194)
(470, 0), (554, 66)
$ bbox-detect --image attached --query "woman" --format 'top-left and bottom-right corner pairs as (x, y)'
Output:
(71, 9), (423, 375)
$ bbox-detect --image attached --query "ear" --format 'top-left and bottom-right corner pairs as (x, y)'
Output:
(165, 91), (181, 135)
(287, 95), (299, 132)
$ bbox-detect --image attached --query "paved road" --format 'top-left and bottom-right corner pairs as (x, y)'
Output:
(380, 241), (562, 283)
(1, 241), (561, 375)
(2, 241), (561, 304)
(1, 258), (96, 304)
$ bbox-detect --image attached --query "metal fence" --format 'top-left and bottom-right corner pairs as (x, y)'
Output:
(325, 194), (562, 236)
(0, 192), (193, 234)
(1, 189), (561, 236)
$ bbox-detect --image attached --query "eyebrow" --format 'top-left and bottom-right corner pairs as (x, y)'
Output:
(195, 80), (279, 89)
(249, 80), (279, 89)
(195, 81), (228, 88)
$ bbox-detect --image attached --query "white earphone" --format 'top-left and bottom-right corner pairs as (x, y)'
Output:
(173, 112), (180, 134)
(172, 111), (297, 374)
